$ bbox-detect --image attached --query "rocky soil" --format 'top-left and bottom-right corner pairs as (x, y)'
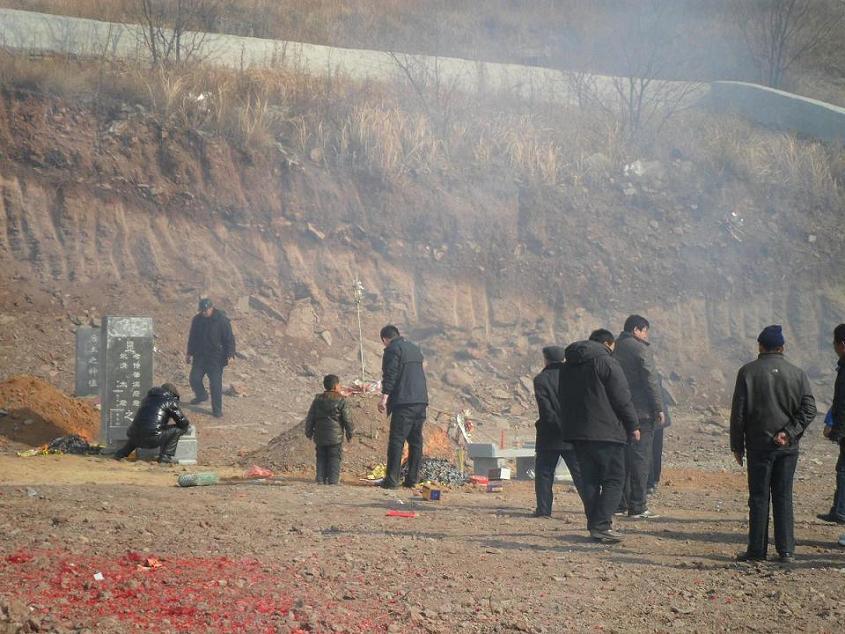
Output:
(2, 412), (845, 634)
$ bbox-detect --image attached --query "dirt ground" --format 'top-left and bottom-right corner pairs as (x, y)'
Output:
(2, 412), (845, 634)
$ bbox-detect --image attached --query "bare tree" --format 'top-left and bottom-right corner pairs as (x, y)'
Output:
(387, 52), (462, 134)
(568, 2), (702, 146)
(733, 0), (845, 89)
(137, 0), (220, 67)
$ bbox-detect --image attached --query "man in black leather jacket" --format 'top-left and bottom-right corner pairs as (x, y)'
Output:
(114, 383), (191, 463)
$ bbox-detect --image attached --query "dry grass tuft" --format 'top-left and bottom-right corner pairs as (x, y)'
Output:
(0, 49), (842, 207)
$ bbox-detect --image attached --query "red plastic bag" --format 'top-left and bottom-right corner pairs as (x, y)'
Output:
(386, 510), (417, 518)
(243, 465), (274, 479)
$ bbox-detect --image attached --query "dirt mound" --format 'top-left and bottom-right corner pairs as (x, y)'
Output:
(243, 395), (458, 475)
(0, 376), (99, 447)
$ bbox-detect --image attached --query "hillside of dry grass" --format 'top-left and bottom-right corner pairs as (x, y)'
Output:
(1, 50), (844, 410)
(2, 0), (844, 105)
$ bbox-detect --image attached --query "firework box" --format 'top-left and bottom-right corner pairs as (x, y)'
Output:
(421, 484), (442, 501)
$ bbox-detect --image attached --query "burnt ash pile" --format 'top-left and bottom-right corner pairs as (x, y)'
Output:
(403, 458), (468, 486)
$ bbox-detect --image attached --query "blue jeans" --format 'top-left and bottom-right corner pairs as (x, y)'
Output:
(830, 442), (845, 521)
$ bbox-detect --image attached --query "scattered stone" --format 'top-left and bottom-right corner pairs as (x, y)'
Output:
(443, 368), (473, 389)
(248, 295), (286, 321)
(306, 223), (326, 241)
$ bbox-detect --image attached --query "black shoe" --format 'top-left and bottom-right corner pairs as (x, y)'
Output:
(401, 482), (417, 489)
(212, 411), (223, 418)
(190, 396), (208, 405)
(380, 481), (400, 490)
(158, 455), (176, 464)
(816, 512), (845, 525)
(589, 529), (624, 543)
(532, 510), (552, 518)
(778, 553), (795, 564)
(735, 551), (767, 562)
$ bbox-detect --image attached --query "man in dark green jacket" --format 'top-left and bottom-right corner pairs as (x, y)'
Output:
(730, 325), (816, 563)
(305, 375), (355, 485)
(614, 314), (664, 519)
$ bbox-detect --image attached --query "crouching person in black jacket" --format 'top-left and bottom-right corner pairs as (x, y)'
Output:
(114, 383), (190, 463)
(559, 329), (640, 544)
(306, 375), (355, 485)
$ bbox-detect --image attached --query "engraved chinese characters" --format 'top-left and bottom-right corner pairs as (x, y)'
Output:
(74, 326), (100, 396)
(100, 317), (154, 447)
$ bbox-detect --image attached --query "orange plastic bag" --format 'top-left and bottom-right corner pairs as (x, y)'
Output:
(243, 465), (274, 479)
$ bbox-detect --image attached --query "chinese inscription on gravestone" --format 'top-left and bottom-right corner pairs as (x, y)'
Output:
(100, 316), (154, 447)
(74, 326), (100, 396)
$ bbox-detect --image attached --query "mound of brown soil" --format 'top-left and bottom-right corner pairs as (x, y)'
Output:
(0, 376), (99, 447)
(243, 395), (458, 475)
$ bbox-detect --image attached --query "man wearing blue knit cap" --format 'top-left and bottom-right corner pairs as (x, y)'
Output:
(730, 325), (817, 564)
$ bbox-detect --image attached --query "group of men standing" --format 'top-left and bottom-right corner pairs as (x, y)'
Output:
(532, 315), (665, 543)
(116, 297), (845, 561)
(533, 316), (845, 561)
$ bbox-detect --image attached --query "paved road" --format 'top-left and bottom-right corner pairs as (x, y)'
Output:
(2, 8), (842, 141)
(0, 7), (703, 109)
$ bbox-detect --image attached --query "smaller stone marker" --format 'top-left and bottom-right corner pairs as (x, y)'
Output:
(74, 326), (100, 396)
(137, 425), (198, 465)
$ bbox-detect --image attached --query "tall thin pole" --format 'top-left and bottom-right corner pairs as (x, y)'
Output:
(352, 278), (366, 382)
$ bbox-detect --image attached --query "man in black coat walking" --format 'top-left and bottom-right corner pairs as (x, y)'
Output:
(817, 323), (845, 527)
(114, 383), (191, 463)
(730, 325), (816, 563)
(533, 345), (584, 517)
(614, 314), (664, 519)
(378, 325), (429, 489)
(186, 298), (236, 418)
(560, 329), (640, 543)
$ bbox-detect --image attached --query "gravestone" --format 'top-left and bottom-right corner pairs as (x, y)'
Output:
(100, 316), (154, 447)
(137, 424), (198, 465)
(74, 326), (100, 396)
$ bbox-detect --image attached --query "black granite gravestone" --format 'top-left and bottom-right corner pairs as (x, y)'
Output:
(100, 316), (154, 447)
(74, 326), (100, 397)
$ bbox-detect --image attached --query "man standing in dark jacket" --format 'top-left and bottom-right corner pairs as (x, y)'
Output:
(114, 383), (190, 463)
(730, 325), (816, 563)
(378, 325), (429, 489)
(560, 329), (640, 543)
(614, 314), (664, 519)
(186, 298), (236, 418)
(533, 345), (584, 517)
(648, 378), (674, 494)
(818, 323), (845, 526)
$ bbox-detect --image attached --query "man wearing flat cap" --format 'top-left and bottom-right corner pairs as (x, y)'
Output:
(532, 345), (584, 517)
(730, 325), (816, 564)
(186, 298), (236, 418)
